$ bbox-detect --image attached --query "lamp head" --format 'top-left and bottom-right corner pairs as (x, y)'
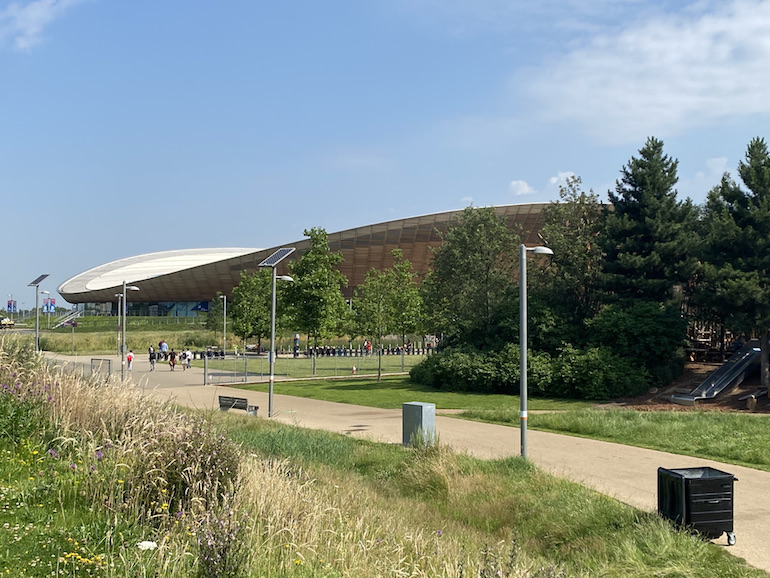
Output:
(277, 275), (294, 282)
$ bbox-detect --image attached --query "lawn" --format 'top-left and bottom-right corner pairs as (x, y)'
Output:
(237, 374), (591, 411)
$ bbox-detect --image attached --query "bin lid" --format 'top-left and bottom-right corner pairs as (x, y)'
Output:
(664, 466), (733, 479)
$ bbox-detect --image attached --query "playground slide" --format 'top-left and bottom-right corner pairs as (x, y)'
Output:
(672, 340), (761, 406)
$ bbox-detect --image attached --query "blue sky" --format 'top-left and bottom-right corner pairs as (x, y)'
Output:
(2, 0), (769, 309)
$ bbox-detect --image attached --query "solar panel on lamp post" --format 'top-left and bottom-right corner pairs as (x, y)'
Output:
(258, 248), (296, 418)
(27, 274), (49, 352)
(121, 281), (140, 381)
(519, 244), (553, 459)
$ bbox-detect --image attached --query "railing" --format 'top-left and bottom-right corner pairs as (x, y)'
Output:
(203, 349), (428, 386)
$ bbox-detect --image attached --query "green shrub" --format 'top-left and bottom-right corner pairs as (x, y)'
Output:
(411, 342), (652, 400)
(409, 345), (553, 395)
(553, 345), (650, 399)
(587, 301), (686, 386)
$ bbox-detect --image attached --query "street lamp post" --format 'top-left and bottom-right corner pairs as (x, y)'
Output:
(114, 294), (122, 356)
(40, 291), (50, 330)
(27, 274), (49, 352)
(220, 294), (227, 355)
(519, 244), (553, 459)
(258, 248), (296, 418)
(121, 281), (140, 381)
(268, 273), (293, 417)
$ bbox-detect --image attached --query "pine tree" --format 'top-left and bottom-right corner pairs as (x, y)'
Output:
(600, 137), (697, 303)
(696, 137), (770, 385)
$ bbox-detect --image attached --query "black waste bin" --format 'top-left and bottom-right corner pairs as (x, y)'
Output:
(658, 466), (736, 545)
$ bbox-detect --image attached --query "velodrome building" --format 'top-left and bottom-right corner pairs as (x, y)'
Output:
(58, 204), (547, 316)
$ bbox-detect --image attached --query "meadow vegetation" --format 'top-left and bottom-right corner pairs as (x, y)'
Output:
(1, 335), (766, 576)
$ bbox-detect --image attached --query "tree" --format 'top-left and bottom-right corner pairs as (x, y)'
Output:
(600, 137), (697, 303)
(421, 206), (519, 349)
(532, 176), (605, 350)
(205, 292), (225, 336)
(354, 249), (423, 379)
(389, 249), (423, 370)
(354, 267), (393, 381)
(285, 227), (349, 373)
(230, 269), (273, 350)
(695, 137), (770, 385)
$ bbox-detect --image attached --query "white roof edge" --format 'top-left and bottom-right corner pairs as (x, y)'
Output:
(59, 248), (261, 295)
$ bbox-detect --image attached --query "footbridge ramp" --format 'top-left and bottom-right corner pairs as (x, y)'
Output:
(672, 340), (760, 406)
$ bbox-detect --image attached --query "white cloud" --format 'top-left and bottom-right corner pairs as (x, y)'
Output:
(509, 179), (536, 195)
(548, 170), (576, 186)
(522, 0), (770, 144)
(678, 156), (729, 200)
(394, 0), (654, 37)
(0, 0), (82, 51)
(461, 195), (474, 203)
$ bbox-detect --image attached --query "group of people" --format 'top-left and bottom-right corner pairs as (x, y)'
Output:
(147, 341), (193, 371)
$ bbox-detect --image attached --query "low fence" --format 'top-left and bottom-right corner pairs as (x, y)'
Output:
(203, 350), (428, 386)
(46, 357), (113, 381)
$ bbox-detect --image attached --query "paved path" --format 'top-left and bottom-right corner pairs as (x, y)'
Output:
(47, 353), (770, 574)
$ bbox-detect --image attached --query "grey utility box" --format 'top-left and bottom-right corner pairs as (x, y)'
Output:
(402, 402), (436, 446)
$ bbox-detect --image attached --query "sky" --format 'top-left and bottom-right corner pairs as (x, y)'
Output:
(2, 0), (770, 310)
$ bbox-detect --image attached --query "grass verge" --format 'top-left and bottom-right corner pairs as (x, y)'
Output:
(462, 407), (770, 472)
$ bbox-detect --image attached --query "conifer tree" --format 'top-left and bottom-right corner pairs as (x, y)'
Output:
(600, 137), (697, 303)
(696, 137), (770, 385)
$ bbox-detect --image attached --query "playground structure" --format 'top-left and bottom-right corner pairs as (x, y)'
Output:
(672, 340), (762, 406)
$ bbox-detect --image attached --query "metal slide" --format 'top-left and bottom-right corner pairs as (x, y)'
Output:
(672, 340), (761, 406)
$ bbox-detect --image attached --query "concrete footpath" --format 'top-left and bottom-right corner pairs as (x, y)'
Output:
(47, 354), (770, 574)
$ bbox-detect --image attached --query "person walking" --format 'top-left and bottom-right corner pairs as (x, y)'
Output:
(126, 350), (134, 371)
(169, 349), (177, 371)
(185, 348), (192, 370)
(148, 345), (156, 371)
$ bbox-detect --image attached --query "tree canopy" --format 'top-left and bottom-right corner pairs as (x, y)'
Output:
(230, 269), (273, 347)
(285, 227), (349, 348)
(421, 206), (519, 349)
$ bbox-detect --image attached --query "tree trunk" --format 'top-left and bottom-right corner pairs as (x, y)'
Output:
(762, 329), (770, 388)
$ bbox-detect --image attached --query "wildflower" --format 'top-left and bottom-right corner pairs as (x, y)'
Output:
(137, 541), (158, 551)
(436, 529), (443, 537)
(95, 451), (104, 461)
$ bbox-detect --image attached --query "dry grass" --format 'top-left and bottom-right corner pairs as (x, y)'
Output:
(233, 456), (540, 577)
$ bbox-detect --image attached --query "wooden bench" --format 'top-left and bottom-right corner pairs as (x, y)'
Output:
(218, 396), (258, 415)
